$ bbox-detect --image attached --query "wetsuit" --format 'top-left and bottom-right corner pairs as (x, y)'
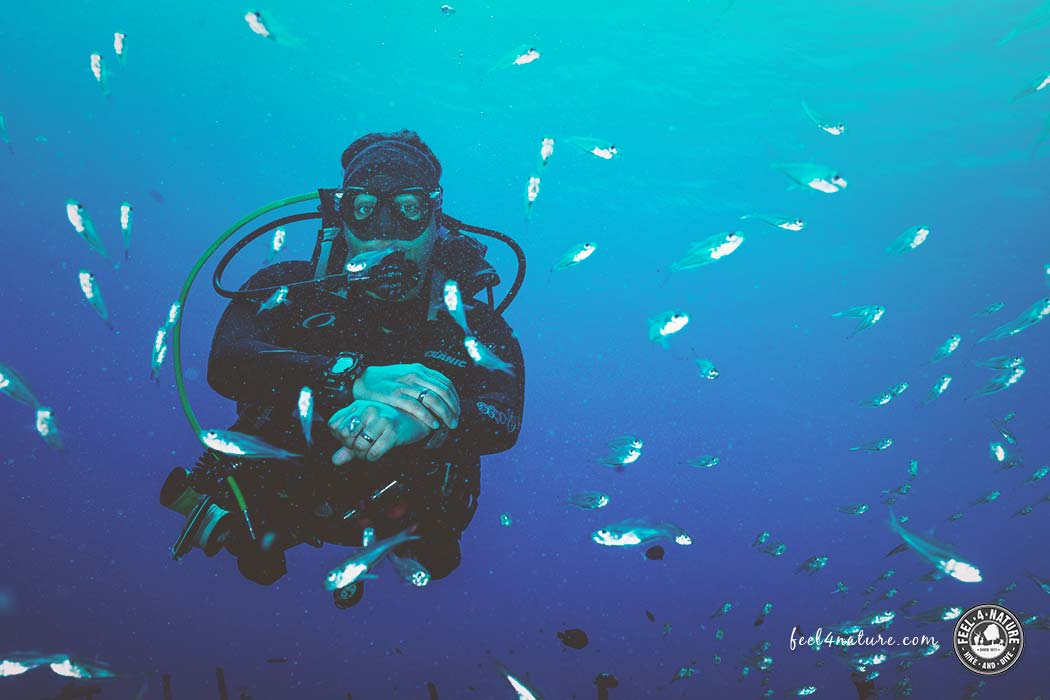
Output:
(204, 253), (524, 584)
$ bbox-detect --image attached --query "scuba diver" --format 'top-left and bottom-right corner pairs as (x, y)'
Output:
(159, 130), (525, 606)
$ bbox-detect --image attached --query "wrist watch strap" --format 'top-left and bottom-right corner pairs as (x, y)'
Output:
(320, 352), (365, 408)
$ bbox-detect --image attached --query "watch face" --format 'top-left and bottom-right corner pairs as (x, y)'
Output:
(331, 355), (358, 374)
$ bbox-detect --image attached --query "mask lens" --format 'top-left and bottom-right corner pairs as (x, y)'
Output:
(351, 193), (377, 221)
(338, 188), (436, 240)
(393, 193), (424, 221)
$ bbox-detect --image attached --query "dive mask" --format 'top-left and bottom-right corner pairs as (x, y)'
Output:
(334, 186), (442, 241)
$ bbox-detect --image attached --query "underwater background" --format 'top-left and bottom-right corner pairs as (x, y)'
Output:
(2, 0), (1050, 698)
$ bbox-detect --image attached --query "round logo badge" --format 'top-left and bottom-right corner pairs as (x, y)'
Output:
(954, 604), (1024, 675)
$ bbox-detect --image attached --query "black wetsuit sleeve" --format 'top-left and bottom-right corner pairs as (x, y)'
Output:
(207, 263), (337, 406)
(438, 309), (524, 457)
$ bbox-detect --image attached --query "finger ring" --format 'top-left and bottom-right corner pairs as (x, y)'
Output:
(417, 389), (429, 403)
(360, 432), (375, 444)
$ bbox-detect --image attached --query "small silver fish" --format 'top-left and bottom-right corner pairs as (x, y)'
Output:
(199, 429), (300, 460)
(911, 606), (963, 623)
(798, 555), (829, 574)
(974, 302), (1005, 317)
(801, 100), (846, 136)
(0, 656), (41, 676)
(389, 552), (431, 587)
(257, 286), (289, 315)
(1024, 465), (1050, 485)
(670, 232), (744, 272)
(859, 391), (894, 408)
(150, 325), (169, 382)
(344, 248), (397, 276)
(120, 202), (133, 261)
(566, 136), (617, 159)
(771, 162), (847, 193)
(689, 455), (720, 468)
(49, 656), (117, 679)
(0, 362), (40, 407)
(463, 336), (515, 375)
(498, 662), (543, 700)
(35, 406), (64, 451)
(832, 304), (885, 338)
(973, 366), (1026, 397)
(443, 280), (471, 334)
(113, 32), (128, 65)
(929, 334), (961, 363)
(78, 270), (112, 328)
(166, 301), (182, 326)
(551, 242), (597, 273)
(711, 602), (732, 618)
(889, 510), (981, 583)
(886, 225), (930, 254)
(66, 200), (110, 261)
(245, 11), (275, 39)
(298, 387), (314, 446)
(739, 214), (806, 231)
(566, 491), (610, 509)
(1013, 70), (1050, 101)
(695, 358), (719, 380)
(975, 355), (1024, 370)
(599, 435), (643, 468)
(763, 542), (787, 557)
(989, 442), (1007, 463)
(971, 490), (1001, 506)
(649, 311), (689, 348)
(850, 437), (893, 453)
(324, 527), (420, 590)
(925, 375), (952, 403)
(512, 47), (541, 66)
(525, 175), (541, 218)
(266, 227), (286, 263)
(538, 136), (555, 167)
(991, 413), (1016, 447)
(89, 52), (108, 95)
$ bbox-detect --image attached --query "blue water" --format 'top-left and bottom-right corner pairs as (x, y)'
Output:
(2, 1), (1049, 698)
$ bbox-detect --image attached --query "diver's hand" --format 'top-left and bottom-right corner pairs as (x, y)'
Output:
(329, 400), (432, 465)
(352, 363), (461, 430)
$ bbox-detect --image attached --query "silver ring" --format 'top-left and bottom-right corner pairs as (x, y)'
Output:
(359, 432), (375, 444)
(417, 389), (429, 403)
